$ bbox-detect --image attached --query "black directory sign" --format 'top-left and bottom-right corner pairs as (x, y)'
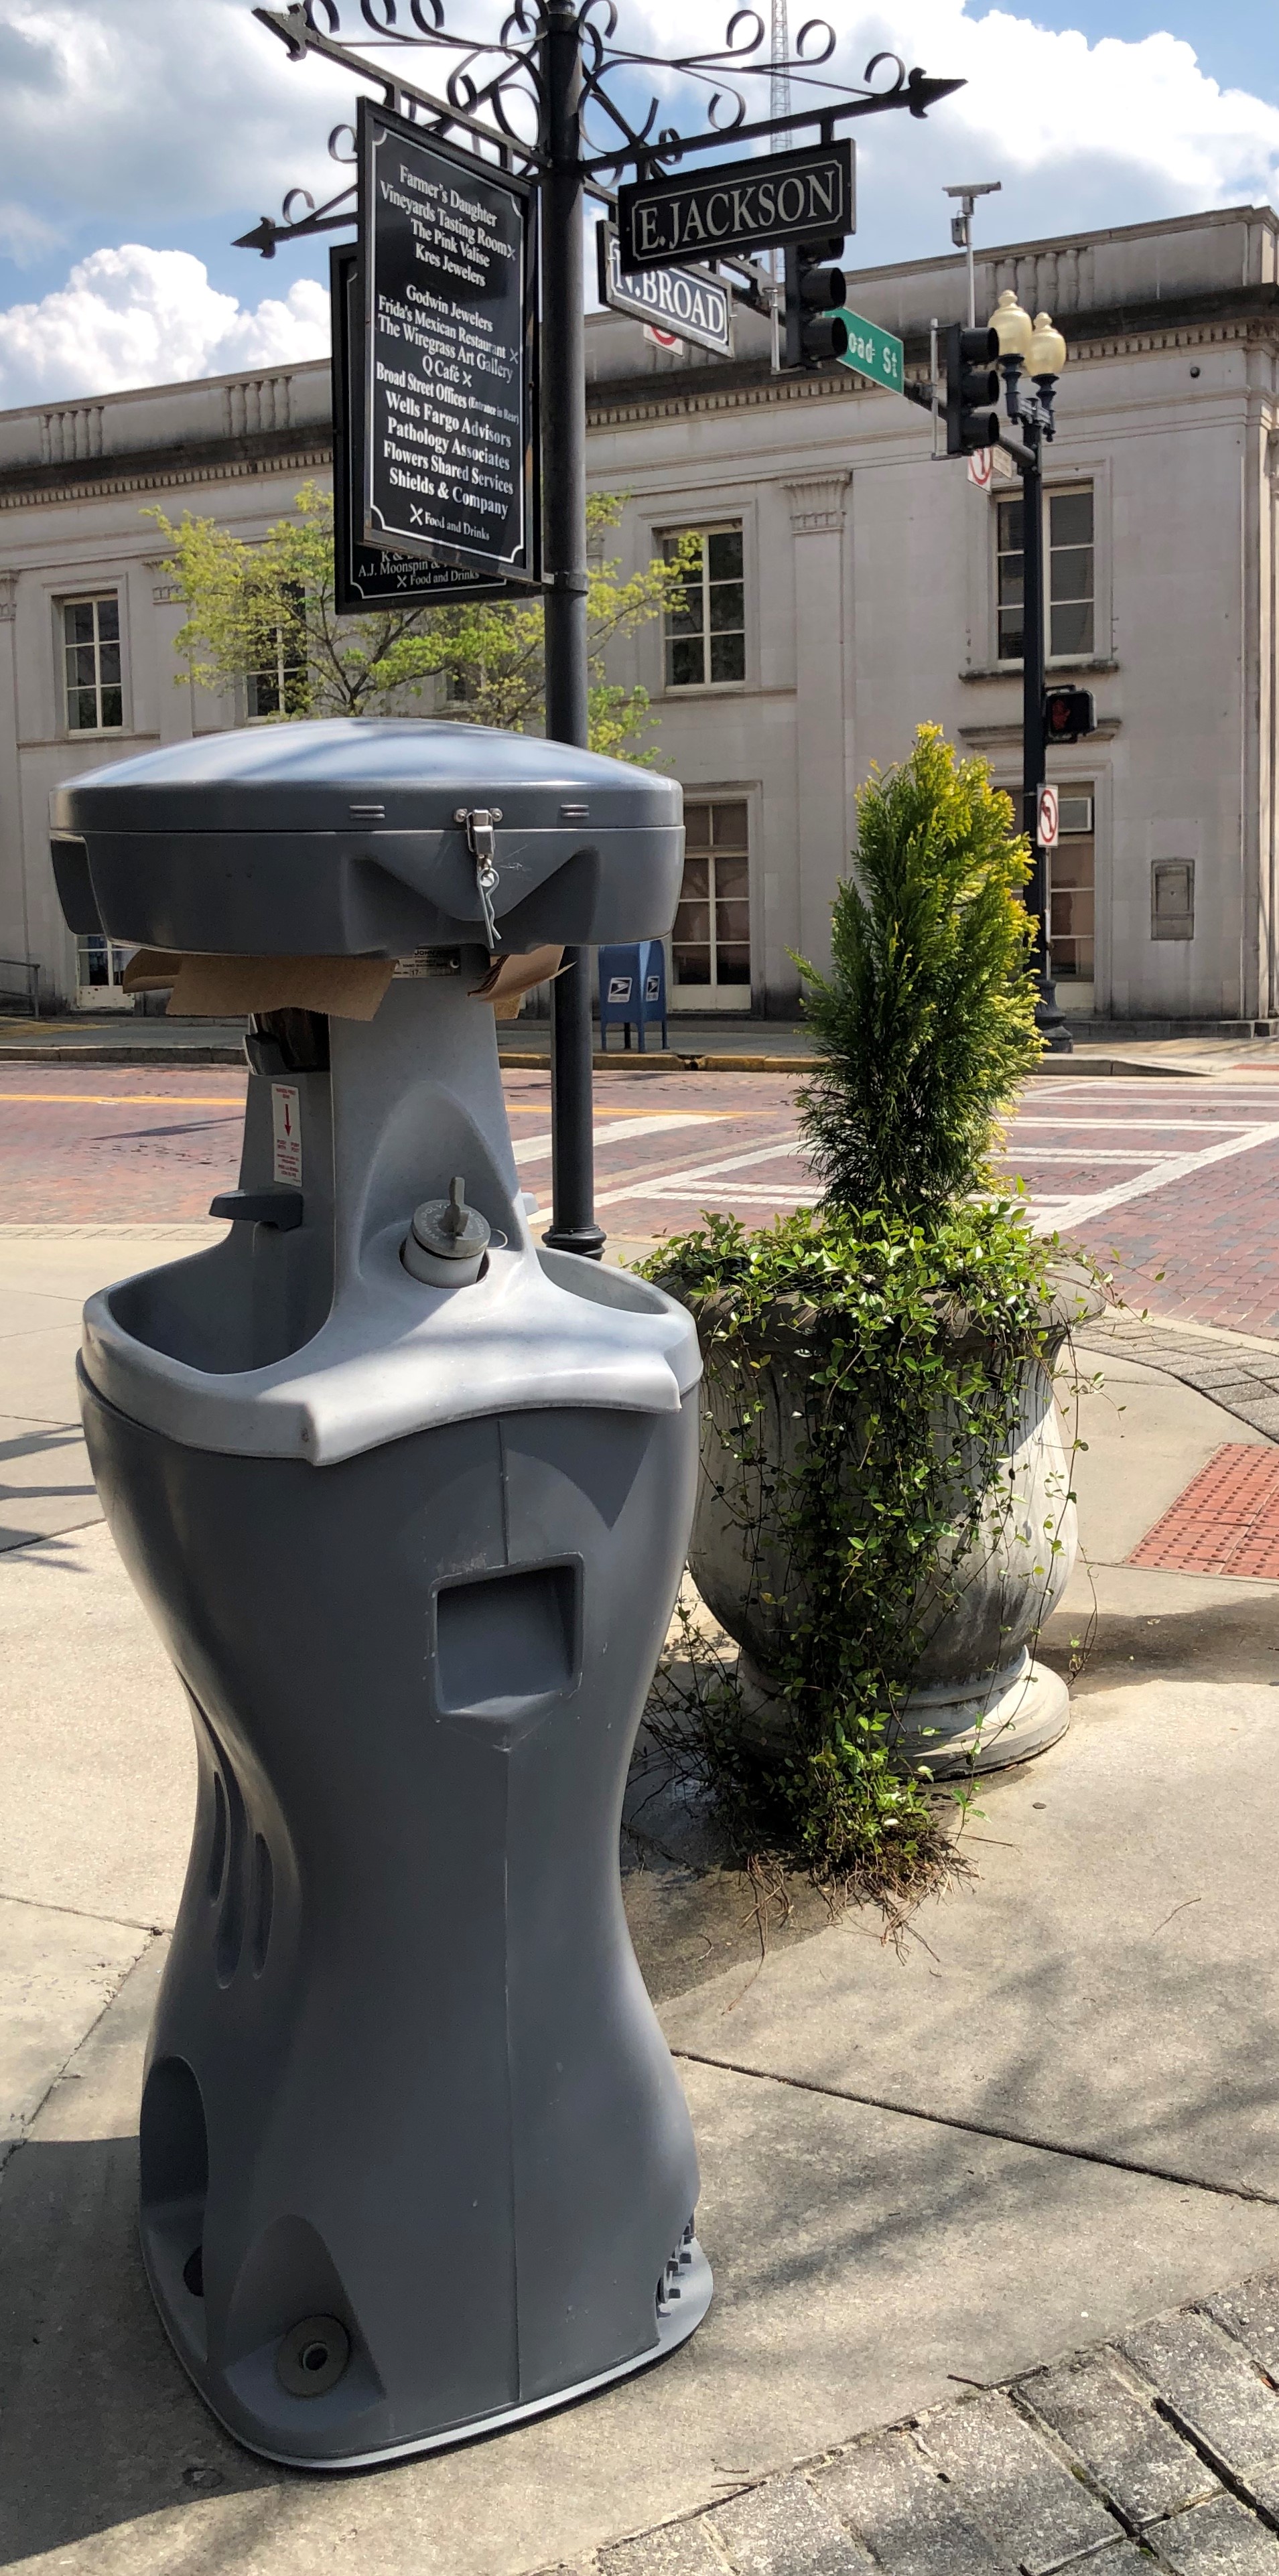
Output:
(616, 139), (854, 275)
(330, 248), (527, 610)
(358, 100), (538, 585)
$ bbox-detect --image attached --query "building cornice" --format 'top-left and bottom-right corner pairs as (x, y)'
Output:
(1, 289), (1272, 500)
(0, 429), (332, 511)
(588, 300), (1275, 429)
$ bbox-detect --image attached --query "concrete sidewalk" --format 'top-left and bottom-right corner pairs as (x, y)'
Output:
(5, 1009), (1276, 1076)
(5, 1232), (1279, 2570)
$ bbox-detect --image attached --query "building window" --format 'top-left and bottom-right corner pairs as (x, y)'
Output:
(63, 595), (123, 732)
(247, 588), (307, 719)
(996, 484), (1095, 665)
(1049, 488), (1094, 658)
(673, 799), (750, 999)
(1049, 785), (1095, 985)
(662, 525), (745, 687)
(74, 934), (134, 1009)
(996, 498), (1025, 664)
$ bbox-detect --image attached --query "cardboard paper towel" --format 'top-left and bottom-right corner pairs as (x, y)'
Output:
(123, 950), (395, 1020)
(469, 945), (564, 1004)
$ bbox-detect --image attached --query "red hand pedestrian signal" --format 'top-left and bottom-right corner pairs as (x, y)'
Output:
(1043, 685), (1095, 743)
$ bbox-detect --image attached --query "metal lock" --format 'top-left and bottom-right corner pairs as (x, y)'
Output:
(455, 806), (504, 948)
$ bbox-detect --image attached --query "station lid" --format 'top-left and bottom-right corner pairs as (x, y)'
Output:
(52, 717), (679, 837)
(51, 717), (683, 956)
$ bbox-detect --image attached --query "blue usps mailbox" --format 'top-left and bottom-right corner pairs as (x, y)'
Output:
(598, 940), (668, 1052)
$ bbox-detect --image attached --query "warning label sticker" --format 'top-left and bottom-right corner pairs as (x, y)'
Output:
(271, 1083), (302, 1188)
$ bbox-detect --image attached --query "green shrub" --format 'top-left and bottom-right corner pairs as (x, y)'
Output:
(796, 724), (1042, 1224)
(639, 727), (1076, 1904)
(643, 1201), (1061, 1895)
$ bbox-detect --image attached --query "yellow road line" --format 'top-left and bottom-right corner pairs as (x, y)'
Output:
(0, 1091), (247, 1106)
(0, 1092), (736, 1122)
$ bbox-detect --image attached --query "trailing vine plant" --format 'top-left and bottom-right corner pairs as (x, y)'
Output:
(641, 729), (1099, 1904)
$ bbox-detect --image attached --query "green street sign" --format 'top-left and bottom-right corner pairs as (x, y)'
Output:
(834, 309), (904, 395)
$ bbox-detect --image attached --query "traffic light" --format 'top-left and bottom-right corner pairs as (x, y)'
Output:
(944, 321), (1000, 455)
(784, 237), (849, 369)
(1043, 685), (1096, 743)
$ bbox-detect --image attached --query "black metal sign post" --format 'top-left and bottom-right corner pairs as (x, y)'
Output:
(243, 2), (963, 1255)
(540, 0), (600, 1251)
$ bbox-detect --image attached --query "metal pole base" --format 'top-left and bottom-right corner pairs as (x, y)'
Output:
(542, 1218), (606, 1257)
(1035, 985), (1075, 1054)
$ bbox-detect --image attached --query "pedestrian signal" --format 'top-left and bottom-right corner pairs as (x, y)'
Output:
(1043, 685), (1096, 743)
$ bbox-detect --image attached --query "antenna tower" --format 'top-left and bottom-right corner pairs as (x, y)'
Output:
(770, 0), (791, 136)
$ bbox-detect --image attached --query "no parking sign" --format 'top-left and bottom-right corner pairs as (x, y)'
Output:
(967, 445), (1014, 488)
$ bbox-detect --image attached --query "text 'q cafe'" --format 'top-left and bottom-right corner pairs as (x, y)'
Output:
(0, 181), (1277, 1028)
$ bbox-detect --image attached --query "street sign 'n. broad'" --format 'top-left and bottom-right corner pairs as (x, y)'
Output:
(596, 222), (733, 357)
(616, 139), (854, 275)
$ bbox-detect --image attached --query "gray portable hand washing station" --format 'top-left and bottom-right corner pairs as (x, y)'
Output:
(50, 719), (711, 2469)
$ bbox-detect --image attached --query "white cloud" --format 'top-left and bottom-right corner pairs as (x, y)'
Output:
(620, 0), (1279, 257)
(880, 2), (1279, 200)
(0, 244), (330, 408)
(0, 0), (354, 223)
(1, 0), (1279, 410)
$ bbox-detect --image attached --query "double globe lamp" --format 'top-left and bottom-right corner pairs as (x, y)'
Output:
(988, 286), (1067, 433)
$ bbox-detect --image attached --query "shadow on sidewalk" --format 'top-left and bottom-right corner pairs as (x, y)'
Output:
(0, 2133), (278, 2564)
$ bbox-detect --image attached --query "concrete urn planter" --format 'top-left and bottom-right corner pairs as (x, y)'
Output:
(685, 1264), (1103, 1778)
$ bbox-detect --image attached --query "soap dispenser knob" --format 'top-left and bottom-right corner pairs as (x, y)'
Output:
(402, 1175), (491, 1288)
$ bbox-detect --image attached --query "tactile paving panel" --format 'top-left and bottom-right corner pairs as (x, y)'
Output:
(1128, 1442), (1279, 1579)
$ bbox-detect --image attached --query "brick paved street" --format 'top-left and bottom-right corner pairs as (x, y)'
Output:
(576, 2269), (1279, 2573)
(6, 1062), (1279, 1335)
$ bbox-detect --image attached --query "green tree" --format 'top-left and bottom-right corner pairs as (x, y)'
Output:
(145, 484), (694, 760)
(796, 724), (1043, 1222)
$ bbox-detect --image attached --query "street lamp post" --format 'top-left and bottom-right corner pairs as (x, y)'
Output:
(988, 288), (1073, 1054)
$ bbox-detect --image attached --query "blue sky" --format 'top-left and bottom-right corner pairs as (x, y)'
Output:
(0, 0), (1275, 406)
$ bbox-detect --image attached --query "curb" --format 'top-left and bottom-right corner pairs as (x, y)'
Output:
(0, 1039), (1220, 1079)
(0, 1042), (247, 1066)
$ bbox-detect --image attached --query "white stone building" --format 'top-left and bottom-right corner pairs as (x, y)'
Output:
(1, 201), (1277, 1024)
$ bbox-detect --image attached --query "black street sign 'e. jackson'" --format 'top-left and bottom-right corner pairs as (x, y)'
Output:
(358, 100), (539, 584)
(616, 140), (854, 275)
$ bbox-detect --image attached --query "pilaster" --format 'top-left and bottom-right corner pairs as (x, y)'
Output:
(786, 470), (852, 971)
